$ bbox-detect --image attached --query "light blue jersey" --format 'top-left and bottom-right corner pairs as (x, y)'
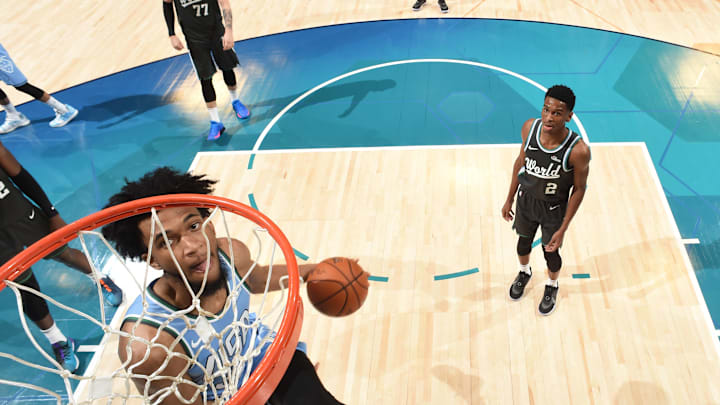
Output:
(123, 249), (305, 400)
(0, 43), (28, 87)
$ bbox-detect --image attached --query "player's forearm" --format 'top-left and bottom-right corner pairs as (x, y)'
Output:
(250, 263), (316, 293)
(163, 1), (175, 36)
(558, 187), (585, 232)
(221, 2), (233, 31)
(505, 158), (523, 202)
(11, 167), (58, 217)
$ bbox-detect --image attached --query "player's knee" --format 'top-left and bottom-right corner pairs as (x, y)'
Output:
(20, 274), (51, 322)
(200, 79), (216, 103)
(517, 236), (532, 256)
(222, 69), (236, 87)
(14, 82), (44, 100)
(543, 249), (562, 272)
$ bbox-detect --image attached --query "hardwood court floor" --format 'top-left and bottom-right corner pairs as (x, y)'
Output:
(1, 0), (719, 107)
(184, 144), (720, 404)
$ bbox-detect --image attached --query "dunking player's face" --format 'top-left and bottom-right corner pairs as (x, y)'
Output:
(541, 96), (573, 136)
(139, 207), (225, 296)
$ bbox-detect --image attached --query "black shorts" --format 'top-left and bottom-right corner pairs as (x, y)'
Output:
(187, 37), (239, 81)
(512, 188), (567, 246)
(0, 207), (66, 283)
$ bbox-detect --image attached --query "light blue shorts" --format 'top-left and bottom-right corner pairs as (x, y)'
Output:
(0, 43), (28, 87)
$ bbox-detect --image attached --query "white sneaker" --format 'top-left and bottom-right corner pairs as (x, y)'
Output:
(49, 104), (78, 128)
(0, 112), (30, 134)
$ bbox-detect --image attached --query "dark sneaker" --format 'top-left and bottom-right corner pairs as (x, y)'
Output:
(438, 0), (448, 13)
(509, 269), (532, 300)
(412, 0), (426, 11)
(98, 276), (124, 307)
(52, 338), (79, 373)
(538, 284), (559, 315)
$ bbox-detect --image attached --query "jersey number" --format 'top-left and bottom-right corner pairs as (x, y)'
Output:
(192, 3), (209, 16)
(544, 182), (557, 195)
(0, 181), (9, 199)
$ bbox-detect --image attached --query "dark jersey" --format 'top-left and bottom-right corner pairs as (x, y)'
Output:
(517, 119), (583, 203)
(0, 167), (35, 226)
(172, 0), (224, 44)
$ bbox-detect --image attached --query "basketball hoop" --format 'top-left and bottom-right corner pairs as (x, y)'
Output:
(0, 194), (303, 405)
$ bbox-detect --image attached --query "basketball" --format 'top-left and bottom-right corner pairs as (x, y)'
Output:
(306, 257), (369, 317)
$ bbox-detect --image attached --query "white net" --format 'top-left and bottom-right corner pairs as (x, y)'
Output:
(0, 198), (300, 405)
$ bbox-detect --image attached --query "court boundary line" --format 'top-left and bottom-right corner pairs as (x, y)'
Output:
(640, 142), (720, 362)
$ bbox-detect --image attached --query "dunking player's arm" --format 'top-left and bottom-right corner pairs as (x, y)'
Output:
(217, 236), (316, 294)
(544, 141), (590, 252)
(501, 118), (534, 222)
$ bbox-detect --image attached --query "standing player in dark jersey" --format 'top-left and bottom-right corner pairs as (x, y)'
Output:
(163, 0), (251, 140)
(0, 141), (123, 372)
(501, 85), (590, 315)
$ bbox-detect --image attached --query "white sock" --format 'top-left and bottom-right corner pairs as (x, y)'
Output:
(208, 107), (220, 122)
(46, 96), (68, 114)
(546, 278), (558, 288)
(2, 102), (18, 115)
(519, 263), (531, 275)
(228, 88), (239, 102)
(41, 322), (67, 345)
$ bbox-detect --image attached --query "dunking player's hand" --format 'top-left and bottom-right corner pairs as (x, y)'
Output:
(169, 35), (184, 51)
(545, 229), (565, 252)
(222, 30), (233, 51)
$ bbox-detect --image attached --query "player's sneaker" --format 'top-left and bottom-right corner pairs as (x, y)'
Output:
(412, 0), (426, 11)
(98, 276), (123, 307)
(232, 99), (250, 120)
(509, 268), (531, 300)
(207, 121), (225, 140)
(538, 284), (559, 315)
(0, 112), (30, 134)
(51, 338), (79, 373)
(438, 0), (449, 13)
(49, 104), (78, 128)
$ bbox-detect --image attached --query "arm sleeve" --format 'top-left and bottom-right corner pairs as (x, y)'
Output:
(163, 1), (176, 36)
(10, 167), (58, 218)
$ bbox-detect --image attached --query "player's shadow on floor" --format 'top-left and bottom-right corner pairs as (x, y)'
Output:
(77, 94), (171, 129)
(613, 381), (669, 404)
(245, 79), (396, 124)
(431, 364), (483, 404)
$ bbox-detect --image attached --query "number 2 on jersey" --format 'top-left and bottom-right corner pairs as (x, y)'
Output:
(192, 3), (208, 16)
(544, 182), (557, 195)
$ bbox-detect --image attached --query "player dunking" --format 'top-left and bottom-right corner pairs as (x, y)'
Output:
(501, 85), (590, 315)
(163, 0), (251, 140)
(0, 141), (123, 373)
(102, 167), (345, 404)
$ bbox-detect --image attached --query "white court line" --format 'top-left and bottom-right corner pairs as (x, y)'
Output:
(251, 58), (591, 154)
(683, 238), (701, 245)
(640, 142), (720, 362)
(695, 66), (706, 87)
(77, 345), (100, 353)
(189, 142), (639, 165)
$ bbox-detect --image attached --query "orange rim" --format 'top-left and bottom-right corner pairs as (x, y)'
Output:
(0, 194), (302, 405)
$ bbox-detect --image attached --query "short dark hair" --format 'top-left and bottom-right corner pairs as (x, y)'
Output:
(101, 167), (217, 260)
(545, 85), (575, 111)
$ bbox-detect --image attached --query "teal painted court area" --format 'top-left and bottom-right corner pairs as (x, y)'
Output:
(0, 18), (719, 402)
